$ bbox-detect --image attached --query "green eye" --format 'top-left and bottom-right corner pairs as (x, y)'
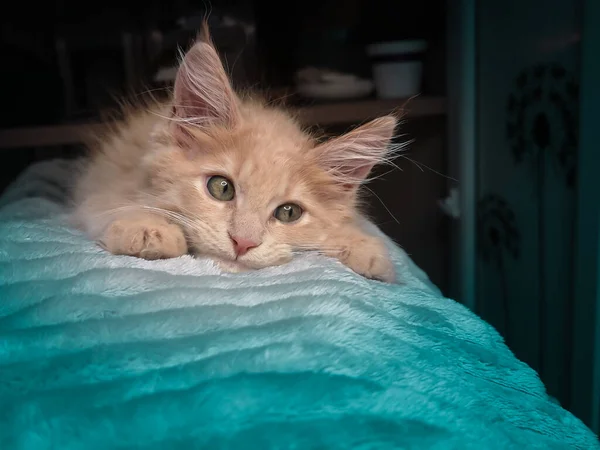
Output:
(274, 203), (303, 223)
(207, 176), (235, 201)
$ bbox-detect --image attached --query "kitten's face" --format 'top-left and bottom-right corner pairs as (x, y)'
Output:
(148, 119), (355, 270)
(145, 27), (396, 270)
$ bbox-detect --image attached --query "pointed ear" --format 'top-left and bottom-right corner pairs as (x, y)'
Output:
(314, 116), (398, 190)
(172, 22), (239, 130)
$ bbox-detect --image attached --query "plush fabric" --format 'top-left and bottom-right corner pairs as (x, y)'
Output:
(0, 160), (598, 449)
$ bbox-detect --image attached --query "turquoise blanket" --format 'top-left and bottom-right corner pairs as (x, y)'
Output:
(0, 160), (598, 449)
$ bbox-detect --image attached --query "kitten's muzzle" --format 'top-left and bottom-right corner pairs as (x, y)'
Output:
(229, 234), (260, 257)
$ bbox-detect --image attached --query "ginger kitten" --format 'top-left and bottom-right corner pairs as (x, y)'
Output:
(72, 24), (399, 283)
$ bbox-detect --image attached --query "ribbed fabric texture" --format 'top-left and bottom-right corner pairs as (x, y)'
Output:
(0, 160), (598, 449)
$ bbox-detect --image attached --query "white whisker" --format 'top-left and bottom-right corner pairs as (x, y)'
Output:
(362, 186), (400, 224)
(397, 155), (458, 181)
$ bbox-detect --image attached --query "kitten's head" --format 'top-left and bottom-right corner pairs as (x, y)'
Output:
(145, 25), (398, 270)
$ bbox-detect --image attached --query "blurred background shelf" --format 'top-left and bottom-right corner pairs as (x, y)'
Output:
(0, 0), (451, 302)
(0, 96), (445, 150)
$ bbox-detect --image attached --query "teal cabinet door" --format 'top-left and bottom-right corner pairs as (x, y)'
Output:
(571, 0), (600, 434)
(450, 0), (599, 431)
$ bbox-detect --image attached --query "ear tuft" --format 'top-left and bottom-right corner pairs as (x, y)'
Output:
(195, 19), (212, 45)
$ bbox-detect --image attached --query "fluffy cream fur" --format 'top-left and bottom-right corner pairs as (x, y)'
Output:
(72, 23), (399, 282)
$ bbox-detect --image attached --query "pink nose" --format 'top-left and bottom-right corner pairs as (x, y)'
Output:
(230, 235), (259, 256)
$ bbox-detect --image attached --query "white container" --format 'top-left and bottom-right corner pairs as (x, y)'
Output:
(366, 40), (427, 99)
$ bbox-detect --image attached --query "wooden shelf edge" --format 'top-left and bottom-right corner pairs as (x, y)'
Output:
(295, 97), (446, 126)
(0, 97), (446, 150)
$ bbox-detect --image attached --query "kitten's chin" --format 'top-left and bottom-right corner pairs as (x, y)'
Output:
(213, 256), (291, 273)
(215, 259), (254, 273)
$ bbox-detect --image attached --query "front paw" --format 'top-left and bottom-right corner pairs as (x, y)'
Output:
(339, 237), (395, 283)
(101, 218), (187, 260)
